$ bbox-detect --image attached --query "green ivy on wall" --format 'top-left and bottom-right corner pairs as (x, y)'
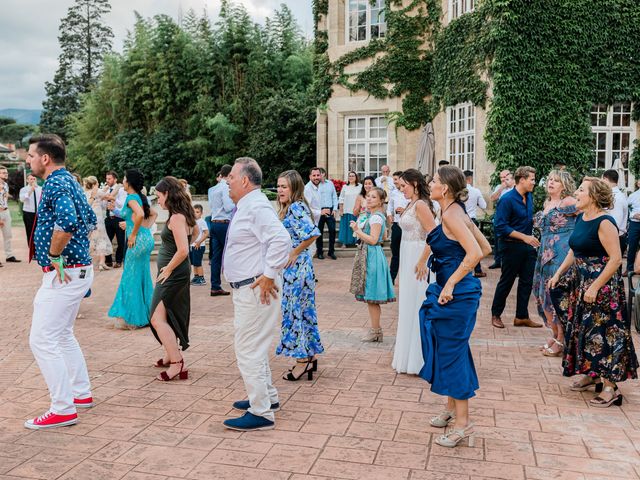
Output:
(313, 0), (640, 185)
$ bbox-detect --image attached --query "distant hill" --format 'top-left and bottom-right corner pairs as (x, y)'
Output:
(0, 109), (41, 125)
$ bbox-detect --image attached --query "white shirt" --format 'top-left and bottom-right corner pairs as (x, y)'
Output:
(103, 183), (127, 218)
(609, 186), (628, 235)
(19, 185), (43, 213)
(375, 176), (395, 196)
(304, 181), (322, 224)
(223, 189), (292, 282)
(387, 188), (410, 223)
(339, 184), (361, 215)
(465, 184), (487, 219)
(208, 179), (235, 221)
(193, 218), (208, 244)
(629, 189), (640, 222)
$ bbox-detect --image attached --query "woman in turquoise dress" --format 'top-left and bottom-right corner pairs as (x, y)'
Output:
(275, 170), (324, 381)
(108, 169), (157, 329)
(532, 169), (577, 357)
(420, 166), (491, 448)
(350, 187), (395, 343)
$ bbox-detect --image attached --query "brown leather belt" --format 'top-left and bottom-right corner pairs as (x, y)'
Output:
(211, 219), (230, 223)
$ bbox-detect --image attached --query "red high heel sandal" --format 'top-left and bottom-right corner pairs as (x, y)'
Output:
(155, 358), (169, 368)
(157, 359), (189, 381)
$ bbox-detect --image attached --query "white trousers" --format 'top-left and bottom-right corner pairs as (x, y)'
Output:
(0, 209), (13, 258)
(30, 267), (93, 415)
(232, 279), (281, 421)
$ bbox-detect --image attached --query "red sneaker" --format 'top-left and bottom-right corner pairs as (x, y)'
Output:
(24, 411), (78, 430)
(74, 397), (94, 408)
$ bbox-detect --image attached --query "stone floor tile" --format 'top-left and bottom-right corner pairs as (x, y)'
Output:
(300, 413), (352, 435)
(375, 440), (428, 469)
(7, 449), (88, 479)
(536, 453), (637, 478)
(346, 421), (396, 440)
(427, 456), (525, 480)
(320, 445), (377, 464)
(310, 458), (410, 479)
(202, 447), (265, 467)
(258, 445), (321, 473)
(524, 466), (586, 480)
(186, 463), (290, 480)
(58, 459), (133, 480)
(132, 446), (208, 477)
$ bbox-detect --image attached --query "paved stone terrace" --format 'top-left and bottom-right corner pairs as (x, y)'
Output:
(2, 226), (640, 480)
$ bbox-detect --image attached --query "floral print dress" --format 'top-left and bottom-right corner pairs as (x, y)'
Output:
(276, 201), (325, 359)
(532, 204), (576, 326)
(551, 214), (638, 382)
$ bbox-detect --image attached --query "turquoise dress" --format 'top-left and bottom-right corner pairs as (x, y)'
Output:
(108, 194), (154, 327)
(356, 211), (396, 304)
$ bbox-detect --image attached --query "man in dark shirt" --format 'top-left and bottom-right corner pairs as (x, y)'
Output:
(490, 166), (542, 329)
(24, 134), (97, 430)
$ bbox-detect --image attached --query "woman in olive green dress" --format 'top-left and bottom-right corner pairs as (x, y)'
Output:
(152, 176), (197, 381)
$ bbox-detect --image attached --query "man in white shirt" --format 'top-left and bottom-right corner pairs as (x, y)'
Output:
(304, 168), (322, 257)
(207, 164), (235, 296)
(375, 164), (395, 197)
(488, 170), (514, 269)
(103, 171), (127, 267)
(602, 169), (628, 256)
(386, 170), (409, 284)
(627, 183), (640, 273)
(223, 157), (291, 432)
(19, 174), (42, 248)
(464, 170), (488, 277)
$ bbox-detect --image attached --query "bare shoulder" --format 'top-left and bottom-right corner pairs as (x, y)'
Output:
(168, 213), (186, 229)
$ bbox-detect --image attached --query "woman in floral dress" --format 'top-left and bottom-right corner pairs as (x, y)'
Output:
(532, 170), (577, 357)
(550, 177), (638, 407)
(276, 170), (324, 381)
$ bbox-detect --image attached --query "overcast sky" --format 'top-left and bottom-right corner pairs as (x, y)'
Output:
(0, 0), (313, 110)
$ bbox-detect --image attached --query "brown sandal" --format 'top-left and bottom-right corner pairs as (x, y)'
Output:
(157, 359), (189, 381)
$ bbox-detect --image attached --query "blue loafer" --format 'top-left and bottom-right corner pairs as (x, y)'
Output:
(232, 400), (280, 412)
(223, 412), (275, 431)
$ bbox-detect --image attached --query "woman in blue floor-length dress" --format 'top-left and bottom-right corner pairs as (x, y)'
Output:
(419, 166), (491, 449)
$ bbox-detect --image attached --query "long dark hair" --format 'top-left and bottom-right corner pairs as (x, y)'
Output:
(438, 165), (468, 203)
(155, 176), (197, 227)
(360, 176), (376, 197)
(401, 168), (435, 216)
(125, 169), (151, 219)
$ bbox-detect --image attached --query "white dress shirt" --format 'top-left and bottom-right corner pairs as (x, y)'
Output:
(339, 184), (361, 215)
(375, 175), (395, 196)
(465, 184), (487, 219)
(208, 179), (235, 221)
(387, 188), (410, 223)
(223, 189), (292, 282)
(19, 185), (43, 213)
(609, 186), (628, 235)
(304, 181), (322, 224)
(628, 189), (640, 223)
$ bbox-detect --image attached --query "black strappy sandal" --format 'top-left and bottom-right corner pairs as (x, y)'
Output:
(283, 359), (314, 381)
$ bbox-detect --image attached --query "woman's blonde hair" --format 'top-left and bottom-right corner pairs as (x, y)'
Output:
(368, 187), (387, 206)
(438, 165), (468, 202)
(277, 170), (311, 219)
(547, 169), (576, 199)
(83, 175), (98, 189)
(582, 176), (614, 210)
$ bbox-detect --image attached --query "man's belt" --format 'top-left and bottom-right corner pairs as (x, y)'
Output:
(211, 219), (230, 223)
(229, 275), (260, 289)
(42, 263), (91, 273)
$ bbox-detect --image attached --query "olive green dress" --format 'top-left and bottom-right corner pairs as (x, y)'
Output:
(150, 222), (191, 351)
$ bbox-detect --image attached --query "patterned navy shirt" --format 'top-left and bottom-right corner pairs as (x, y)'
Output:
(33, 168), (97, 268)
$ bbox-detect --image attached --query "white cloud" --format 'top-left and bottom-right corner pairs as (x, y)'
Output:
(0, 0), (312, 110)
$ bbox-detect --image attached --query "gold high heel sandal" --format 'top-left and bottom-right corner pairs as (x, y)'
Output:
(435, 423), (475, 448)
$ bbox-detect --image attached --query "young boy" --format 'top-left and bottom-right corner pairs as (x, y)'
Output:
(190, 204), (209, 286)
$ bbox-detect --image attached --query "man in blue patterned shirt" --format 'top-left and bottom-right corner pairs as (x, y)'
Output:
(24, 134), (97, 430)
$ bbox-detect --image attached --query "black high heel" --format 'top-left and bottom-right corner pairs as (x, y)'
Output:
(283, 360), (314, 381)
(311, 358), (318, 372)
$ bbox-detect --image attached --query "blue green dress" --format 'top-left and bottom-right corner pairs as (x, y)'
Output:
(277, 201), (324, 358)
(108, 194), (154, 328)
(356, 211), (396, 304)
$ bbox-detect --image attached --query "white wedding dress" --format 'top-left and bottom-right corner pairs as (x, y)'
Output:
(392, 201), (432, 374)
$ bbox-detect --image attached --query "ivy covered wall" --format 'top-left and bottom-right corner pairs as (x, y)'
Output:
(313, 0), (640, 183)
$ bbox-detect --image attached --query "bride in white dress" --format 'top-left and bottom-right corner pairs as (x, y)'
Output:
(392, 169), (437, 374)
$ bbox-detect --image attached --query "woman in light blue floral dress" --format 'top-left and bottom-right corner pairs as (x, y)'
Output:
(532, 170), (577, 356)
(276, 170), (324, 381)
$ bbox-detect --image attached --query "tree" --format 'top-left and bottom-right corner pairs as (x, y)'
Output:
(40, 0), (113, 139)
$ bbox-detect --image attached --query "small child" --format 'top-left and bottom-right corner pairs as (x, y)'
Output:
(190, 204), (209, 286)
(350, 187), (396, 342)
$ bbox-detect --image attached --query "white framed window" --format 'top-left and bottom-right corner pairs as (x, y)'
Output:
(591, 102), (636, 189)
(345, 115), (388, 179)
(346, 0), (386, 43)
(449, 0), (475, 20)
(446, 103), (476, 172)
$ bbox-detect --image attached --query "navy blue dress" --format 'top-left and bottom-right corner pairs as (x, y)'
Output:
(419, 223), (482, 400)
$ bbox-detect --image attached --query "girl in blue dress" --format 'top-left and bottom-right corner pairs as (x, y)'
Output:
(420, 166), (491, 448)
(108, 169), (157, 329)
(276, 170), (324, 381)
(350, 187), (396, 342)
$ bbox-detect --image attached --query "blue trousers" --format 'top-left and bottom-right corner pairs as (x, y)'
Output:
(209, 222), (229, 290)
(627, 222), (640, 271)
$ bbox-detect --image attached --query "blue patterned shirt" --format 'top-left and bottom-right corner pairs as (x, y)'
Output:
(33, 168), (97, 268)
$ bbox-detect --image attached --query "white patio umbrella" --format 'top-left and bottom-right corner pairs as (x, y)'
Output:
(611, 156), (627, 191)
(416, 122), (435, 176)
